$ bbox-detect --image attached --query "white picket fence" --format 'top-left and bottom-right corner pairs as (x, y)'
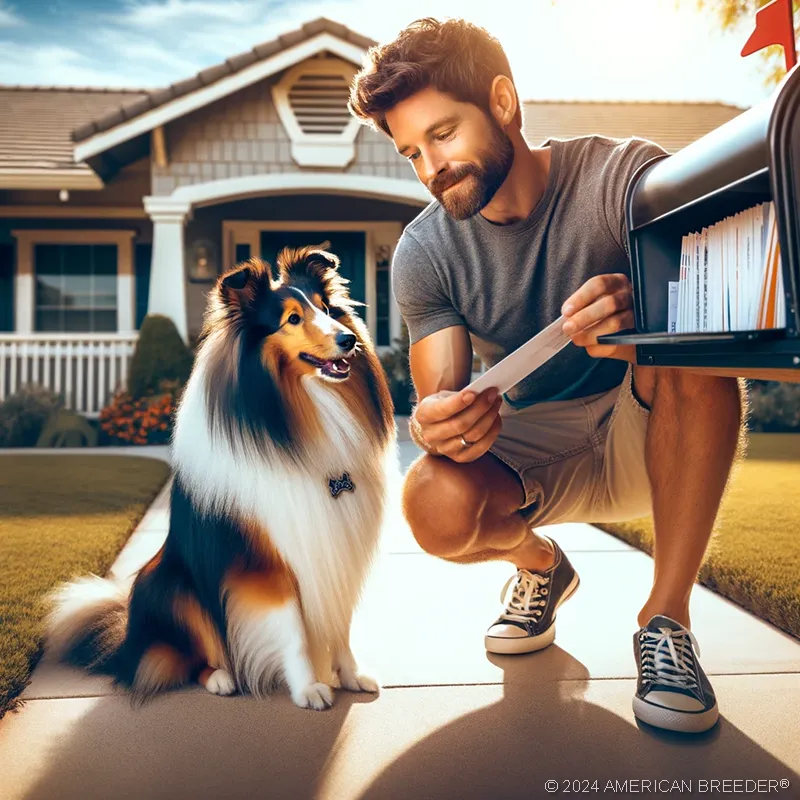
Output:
(0, 334), (139, 417)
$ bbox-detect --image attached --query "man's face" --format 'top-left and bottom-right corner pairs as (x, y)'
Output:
(386, 87), (514, 220)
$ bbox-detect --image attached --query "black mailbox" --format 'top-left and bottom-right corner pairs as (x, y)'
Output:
(599, 63), (800, 373)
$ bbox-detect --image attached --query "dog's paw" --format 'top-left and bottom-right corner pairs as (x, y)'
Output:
(293, 682), (335, 711)
(339, 669), (380, 694)
(205, 669), (236, 696)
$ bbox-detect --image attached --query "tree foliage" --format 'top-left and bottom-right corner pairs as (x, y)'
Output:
(685, 0), (799, 88)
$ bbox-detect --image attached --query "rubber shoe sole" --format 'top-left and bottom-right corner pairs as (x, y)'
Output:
(484, 572), (581, 655)
(632, 695), (719, 733)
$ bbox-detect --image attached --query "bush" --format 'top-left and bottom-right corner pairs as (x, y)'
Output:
(97, 313), (192, 446)
(746, 380), (800, 432)
(0, 385), (64, 448)
(36, 409), (98, 448)
(379, 322), (416, 415)
(128, 314), (194, 400)
(99, 391), (176, 446)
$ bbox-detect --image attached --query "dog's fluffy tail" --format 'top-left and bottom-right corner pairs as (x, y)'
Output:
(43, 575), (128, 674)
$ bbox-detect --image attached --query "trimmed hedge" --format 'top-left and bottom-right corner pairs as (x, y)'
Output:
(128, 314), (193, 400)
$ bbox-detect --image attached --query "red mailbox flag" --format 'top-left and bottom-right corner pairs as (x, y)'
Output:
(741, 0), (797, 71)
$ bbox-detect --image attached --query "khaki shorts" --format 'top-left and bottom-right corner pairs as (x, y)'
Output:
(489, 363), (653, 527)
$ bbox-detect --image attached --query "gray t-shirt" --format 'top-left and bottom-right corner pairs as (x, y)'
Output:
(392, 134), (668, 407)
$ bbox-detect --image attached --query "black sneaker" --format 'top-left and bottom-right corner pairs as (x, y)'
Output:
(484, 536), (580, 655)
(633, 614), (719, 733)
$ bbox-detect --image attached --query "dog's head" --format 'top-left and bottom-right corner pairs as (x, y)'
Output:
(209, 246), (364, 384)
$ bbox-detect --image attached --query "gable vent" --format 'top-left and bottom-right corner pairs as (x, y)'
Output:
(288, 73), (352, 135)
(273, 58), (361, 168)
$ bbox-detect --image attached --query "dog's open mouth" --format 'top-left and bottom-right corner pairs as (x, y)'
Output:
(299, 353), (351, 380)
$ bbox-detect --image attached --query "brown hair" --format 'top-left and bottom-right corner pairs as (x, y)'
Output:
(348, 17), (523, 137)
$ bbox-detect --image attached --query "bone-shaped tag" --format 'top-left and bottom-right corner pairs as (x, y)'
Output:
(328, 472), (355, 498)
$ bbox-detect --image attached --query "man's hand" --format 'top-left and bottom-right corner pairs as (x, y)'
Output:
(413, 387), (503, 463)
(561, 273), (636, 362)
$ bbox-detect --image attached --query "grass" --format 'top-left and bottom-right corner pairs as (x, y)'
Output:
(0, 455), (170, 720)
(595, 433), (800, 640)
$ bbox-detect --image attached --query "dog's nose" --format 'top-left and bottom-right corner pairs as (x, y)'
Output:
(336, 332), (357, 351)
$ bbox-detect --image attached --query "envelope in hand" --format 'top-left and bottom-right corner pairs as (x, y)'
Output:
(465, 315), (572, 397)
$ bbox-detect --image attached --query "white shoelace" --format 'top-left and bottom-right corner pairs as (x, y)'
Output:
(498, 569), (550, 624)
(640, 626), (701, 690)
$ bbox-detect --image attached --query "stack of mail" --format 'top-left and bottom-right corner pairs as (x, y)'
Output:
(669, 201), (785, 333)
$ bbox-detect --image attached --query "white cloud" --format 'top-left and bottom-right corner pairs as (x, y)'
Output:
(0, 40), (158, 86)
(0, 1), (23, 27)
(114, 0), (264, 28)
(87, 27), (200, 74)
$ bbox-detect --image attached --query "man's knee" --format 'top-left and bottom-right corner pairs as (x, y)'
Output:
(402, 455), (489, 558)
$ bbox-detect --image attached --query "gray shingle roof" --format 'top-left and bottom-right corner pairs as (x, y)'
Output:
(522, 99), (744, 153)
(70, 17), (376, 144)
(0, 86), (149, 173)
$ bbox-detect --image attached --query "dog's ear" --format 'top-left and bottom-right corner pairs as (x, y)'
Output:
(276, 245), (340, 283)
(218, 259), (272, 309)
(306, 240), (340, 269)
(221, 266), (251, 292)
(306, 244), (339, 273)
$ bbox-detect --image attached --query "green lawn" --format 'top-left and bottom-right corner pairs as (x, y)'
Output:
(0, 455), (170, 719)
(595, 434), (800, 640)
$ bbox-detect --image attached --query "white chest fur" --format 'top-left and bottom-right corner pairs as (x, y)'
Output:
(172, 365), (397, 647)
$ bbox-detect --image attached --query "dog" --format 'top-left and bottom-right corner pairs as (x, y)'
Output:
(43, 247), (397, 710)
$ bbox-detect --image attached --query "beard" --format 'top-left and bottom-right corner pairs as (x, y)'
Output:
(428, 121), (515, 221)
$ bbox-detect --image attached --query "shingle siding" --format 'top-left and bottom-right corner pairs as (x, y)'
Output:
(149, 77), (409, 195)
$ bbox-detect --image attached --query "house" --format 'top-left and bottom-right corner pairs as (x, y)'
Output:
(0, 17), (746, 416)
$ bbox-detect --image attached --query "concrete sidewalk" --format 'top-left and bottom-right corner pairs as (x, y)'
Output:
(1, 440), (799, 799)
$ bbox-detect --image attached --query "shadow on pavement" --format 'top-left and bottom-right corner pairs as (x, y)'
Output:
(359, 650), (800, 800)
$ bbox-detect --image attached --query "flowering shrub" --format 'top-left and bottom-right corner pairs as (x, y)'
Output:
(99, 391), (176, 446)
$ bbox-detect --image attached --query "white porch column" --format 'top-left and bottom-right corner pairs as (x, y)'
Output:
(116, 231), (136, 334)
(143, 197), (192, 342)
(11, 233), (33, 333)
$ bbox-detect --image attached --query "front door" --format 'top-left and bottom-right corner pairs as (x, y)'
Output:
(259, 230), (366, 312)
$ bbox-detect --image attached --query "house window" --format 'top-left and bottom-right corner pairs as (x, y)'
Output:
(135, 243), (152, 330)
(235, 243), (251, 263)
(34, 243), (117, 332)
(0, 243), (13, 332)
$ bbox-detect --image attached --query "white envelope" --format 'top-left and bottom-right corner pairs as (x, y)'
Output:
(465, 315), (572, 396)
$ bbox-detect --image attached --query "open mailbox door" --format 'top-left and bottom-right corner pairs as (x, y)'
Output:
(599, 64), (800, 377)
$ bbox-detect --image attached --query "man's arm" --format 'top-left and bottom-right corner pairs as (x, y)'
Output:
(409, 325), (474, 399)
(563, 139), (669, 361)
(406, 326), (502, 460)
(407, 325), (473, 453)
(392, 232), (502, 460)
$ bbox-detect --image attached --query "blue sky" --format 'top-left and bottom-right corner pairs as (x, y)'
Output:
(0, 0), (783, 107)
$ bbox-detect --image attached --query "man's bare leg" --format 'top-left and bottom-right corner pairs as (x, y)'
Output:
(628, 366), (744, 631)
(402, 450), (555, 570)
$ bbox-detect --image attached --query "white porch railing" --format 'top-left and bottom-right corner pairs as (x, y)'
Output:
(0, 334), (139, 417)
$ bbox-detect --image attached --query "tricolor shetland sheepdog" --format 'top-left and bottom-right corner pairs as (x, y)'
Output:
(43, 247), (397, 710)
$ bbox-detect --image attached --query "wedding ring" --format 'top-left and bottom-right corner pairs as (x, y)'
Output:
(460, 435), (471, 448)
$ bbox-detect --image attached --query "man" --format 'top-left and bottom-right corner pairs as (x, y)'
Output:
(349, 17), (743, 734)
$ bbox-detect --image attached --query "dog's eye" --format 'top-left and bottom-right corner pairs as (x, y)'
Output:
(288, 313), (302, 325)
